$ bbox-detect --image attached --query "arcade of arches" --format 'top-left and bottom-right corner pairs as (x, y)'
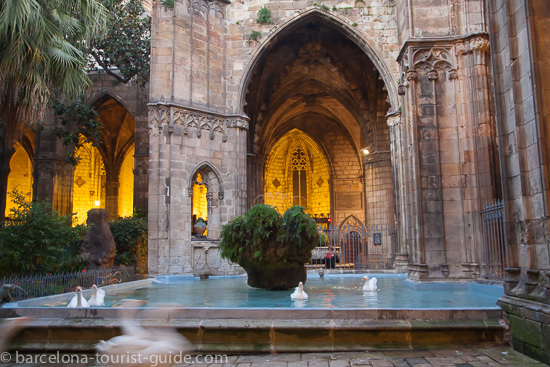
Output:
(4, 95), (138, 224)
(3, 0), (549, 362)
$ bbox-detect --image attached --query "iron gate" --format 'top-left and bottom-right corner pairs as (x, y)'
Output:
(309, 221), (396, 270)
(481, 200), (508, 279)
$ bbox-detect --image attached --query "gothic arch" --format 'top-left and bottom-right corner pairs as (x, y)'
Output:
(188, 161), (225, 196)
(188, 161), (224, 238)
(339, 215), (366, 231)
(238, 8), (399, 114)
(88, 92), (136, 121)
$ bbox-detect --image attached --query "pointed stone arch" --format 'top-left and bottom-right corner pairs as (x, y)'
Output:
(188, 161), (224, 238)
(238, 8), (399, 114)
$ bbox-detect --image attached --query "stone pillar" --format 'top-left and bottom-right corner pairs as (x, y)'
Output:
(133, 110), (150, 215)
(133, 152), (149, 214)
(33, 129), (74, 216)
(147, 103), (249, 276)
(104, 181), (119, 219)
(398, 39), (498, 279)
(387, 112), (409, 263)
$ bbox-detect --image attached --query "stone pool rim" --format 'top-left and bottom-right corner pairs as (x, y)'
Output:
(0, 273), (507, 353)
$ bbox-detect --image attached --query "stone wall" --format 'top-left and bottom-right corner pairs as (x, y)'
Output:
(393, 0), (501, 279)
(488, 0), (550, 363)
(148, 0), (401, 276)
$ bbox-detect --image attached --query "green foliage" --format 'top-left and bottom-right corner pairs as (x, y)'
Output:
(0, 191), (86, 276)
(279, 206), (320, 263)
(248, 30), (262, 44)
(109, 212), (147, 266)
(162, 0), (175, 10)
(91, 0), (151, 87)
(257, 6), (272, 24)
(53, 98), (103, 165)
(220, 205), (319, 267)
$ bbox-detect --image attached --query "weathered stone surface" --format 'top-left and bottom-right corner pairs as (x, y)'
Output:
(80, 209), (116, 269)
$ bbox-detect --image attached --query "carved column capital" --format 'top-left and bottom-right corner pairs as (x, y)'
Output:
(448, 69), (459, 80)
(427, 70), (439, 81)
(397, 84), (406, 95)
(470, 36), (490, 53)
(406, 70), (418, 81)
(386, 113), (402, 127)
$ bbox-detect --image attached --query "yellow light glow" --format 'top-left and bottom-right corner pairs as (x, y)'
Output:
(362, 147), (370, 155)
(5, 143), (33, 218)
(264, 129), (330, 218)
(94, 200), (101, 207)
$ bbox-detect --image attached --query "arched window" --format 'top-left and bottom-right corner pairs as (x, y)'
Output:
(291, 145), (307, 208)
(189, 163), (224, 239)
(191, 172), (208, 237)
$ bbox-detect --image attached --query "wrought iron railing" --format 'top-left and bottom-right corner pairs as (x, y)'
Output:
(309, 224), (396, 270)
(481, 200), (508, 279)
(1, 267), (140, 302)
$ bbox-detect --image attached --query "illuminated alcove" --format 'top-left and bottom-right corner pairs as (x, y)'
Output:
(192, 172), (208, 236)
(5, 143), (33, 217)
(118, 146), (135, 218)
(72, 141), (105, 225)
(264, 129), (330, 218)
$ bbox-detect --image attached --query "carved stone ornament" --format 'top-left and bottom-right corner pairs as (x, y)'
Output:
(413, 47), (453, 73)
(397, 84), (406, 95)
(148, 104), (249, 142)
(406, 70), (418, 81)
(470, 37), (490, 53)
(386, 114), (401, 127)
(427, 70), (439, 81)
(218, 191), (224, 200)
(448, 69), (459, 80)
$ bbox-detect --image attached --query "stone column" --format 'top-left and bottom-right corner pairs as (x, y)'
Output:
(387, 112), (409, 267)
(104, 181), (119, 219)
(33, 129), (75, 216)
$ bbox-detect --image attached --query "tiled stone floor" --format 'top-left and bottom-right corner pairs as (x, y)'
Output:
(0, 345), (546, 367)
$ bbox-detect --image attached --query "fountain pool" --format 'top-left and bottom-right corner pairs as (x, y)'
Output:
(25, 273), (503, 309)
(1, 273), (507, 352)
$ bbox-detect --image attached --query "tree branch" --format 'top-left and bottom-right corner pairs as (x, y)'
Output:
(91, 52), (132, 84)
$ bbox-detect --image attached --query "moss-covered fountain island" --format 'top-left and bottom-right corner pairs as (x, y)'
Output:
(219, 205), (319, 290)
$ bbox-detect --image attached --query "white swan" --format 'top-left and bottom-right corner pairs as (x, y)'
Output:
(88, 284), (105, 306)
(67, 286), (90, 308)
(290, 282), (308, 300)
(96, 300), (193, 367)
(362, 276), (378, 292)
(0, 317), (31, 353)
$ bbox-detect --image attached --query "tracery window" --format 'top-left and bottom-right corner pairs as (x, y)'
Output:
(292, 146), (307, 208)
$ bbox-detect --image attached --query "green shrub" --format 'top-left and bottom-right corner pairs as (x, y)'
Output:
(0, 191), (86, 276)
(257, 6), (272, 24)
(109, 212), (147, 266)
(220, 205), (319, 266)
(248, 30), (262, 44)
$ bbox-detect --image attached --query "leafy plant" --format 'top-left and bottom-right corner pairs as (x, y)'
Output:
(0, 191), (87, 276)
(109, 211), (148, 266)
(90, 0), (151, 87)
(162, 0), (175, 10)
(248, 30), (262, 44)
(53, 98), (103, 165)
(219, 205), (319, 266)
(257, 6), (272, 24)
